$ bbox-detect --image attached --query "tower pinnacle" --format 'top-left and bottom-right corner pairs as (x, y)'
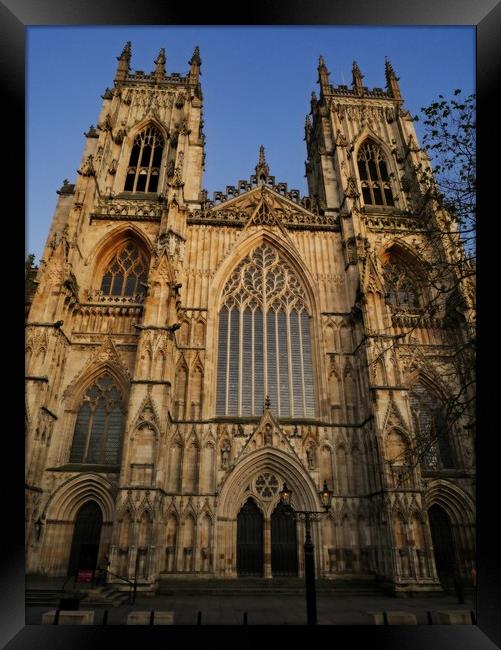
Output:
(385, 56), (401, 99)
(317, 55), (331, 96)
(352, 60), (364, 95)
(154, 47), (166, 81)
(189, 46), (202, 80)
(115, 41), (131, 84)
(255, 145), (270, 184)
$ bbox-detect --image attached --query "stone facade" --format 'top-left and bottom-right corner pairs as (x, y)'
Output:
(25, 44), (475, 594)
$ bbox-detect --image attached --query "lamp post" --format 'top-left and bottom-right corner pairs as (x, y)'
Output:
(279, 480), (333, 625)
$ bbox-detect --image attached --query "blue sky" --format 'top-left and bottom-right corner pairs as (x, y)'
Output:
(26, 26), (475, 262)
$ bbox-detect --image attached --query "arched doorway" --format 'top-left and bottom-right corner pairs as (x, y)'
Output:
(271, 502), (298, 577)
(428, 504), (456, 588)
(67, 501), (103, 577)
(237, 498), (263, 577)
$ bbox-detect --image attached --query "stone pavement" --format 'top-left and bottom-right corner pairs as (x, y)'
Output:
(25, 578), (476, 626)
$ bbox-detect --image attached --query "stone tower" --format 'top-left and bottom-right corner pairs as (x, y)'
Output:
(26, 45), (475, 595)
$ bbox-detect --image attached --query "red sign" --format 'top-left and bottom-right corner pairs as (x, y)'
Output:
(77, 569), (93, 583)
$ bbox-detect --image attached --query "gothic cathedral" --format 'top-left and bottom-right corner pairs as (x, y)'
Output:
(25, 43), (475, 594)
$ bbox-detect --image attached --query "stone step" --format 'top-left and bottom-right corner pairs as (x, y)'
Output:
(26, 586), (130, 608)
(156, 578), (384, 597)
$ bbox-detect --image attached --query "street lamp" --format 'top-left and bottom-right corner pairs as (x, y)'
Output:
(279, 480), (333, 625)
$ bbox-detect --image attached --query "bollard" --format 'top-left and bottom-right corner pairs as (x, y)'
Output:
(383, 611), (389, 625)
(427, 611), (433, 625)
(197, 611), (202, 625)
(102, 610), (109, 625)
(53, 609), (60, 625)
(243, 612), (248, 625)
(150, 610), (155, 625)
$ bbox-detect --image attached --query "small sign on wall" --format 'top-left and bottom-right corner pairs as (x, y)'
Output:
(77, 569), (93, 583)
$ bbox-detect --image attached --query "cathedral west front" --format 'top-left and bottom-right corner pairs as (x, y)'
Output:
(25, 42), (476, 595)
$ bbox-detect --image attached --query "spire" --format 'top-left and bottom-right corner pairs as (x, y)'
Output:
(189, 46), (202, 80)
(317, 55), (331, 96)
(385, 56), (401, 99)
(154, 47), (166, 81)
(255, 145), (270, 185)
(352, 60), (364, 95)
(115, 41), (132, 83)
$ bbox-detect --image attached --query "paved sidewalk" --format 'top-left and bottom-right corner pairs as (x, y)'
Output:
(26, 590), (475, 626)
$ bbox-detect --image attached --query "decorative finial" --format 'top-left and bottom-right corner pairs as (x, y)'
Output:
(385, 57), (401, 99)
(352, 60), (363, 78)
(352, 60), (364, 95)
(154, 47), (166, 80)
(255, 145), (270, 183)
(115, 41), (132, 83)
(264, 395), (271, 410)
(259, 145), (266, 165)
(189, 46), (202, 66)
(118, 41), (131, 62)
(317, 55), (331, 96)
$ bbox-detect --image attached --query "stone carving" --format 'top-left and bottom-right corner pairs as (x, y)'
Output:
(220, 441), (231, 469)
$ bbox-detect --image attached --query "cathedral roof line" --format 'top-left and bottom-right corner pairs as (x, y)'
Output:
(315, 55), (403, 101)
(114, 40), (201, 87)
(199, 147), (316, 213)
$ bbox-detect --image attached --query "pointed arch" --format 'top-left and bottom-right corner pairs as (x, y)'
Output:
(355, 136), (395, 207)
(193, 318), (206, 347)
(206, 230), (323, 420)
(177, 319), (190, 347)
(335, 444), (349, 494)
(213, 239), (317, 418)
(87, 223), (153, 281)
(123, 122), (165, 193)
(68, 370), (126, 466)
(201, 441), (216, 493)
(44, 473), (115, 523)
(174, 359), (189, 420)
(168, 437), (183, 492)
(183, 434), (200, 493)
(408, 375), (456, 469)
(425, 479), (475, 526)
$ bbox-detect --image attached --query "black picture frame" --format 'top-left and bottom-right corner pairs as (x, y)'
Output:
(7, 1), (498, 647)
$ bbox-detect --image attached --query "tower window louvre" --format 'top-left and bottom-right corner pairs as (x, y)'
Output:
(123, 125), (164, 193)
(357, 140), (394, 206)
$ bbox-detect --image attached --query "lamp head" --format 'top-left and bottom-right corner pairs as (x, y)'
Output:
(279, 482), (292, 508)
(319, 480), (333, 511)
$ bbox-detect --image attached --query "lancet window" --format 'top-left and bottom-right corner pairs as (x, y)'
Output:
(216, 244), (315, 417)
(357, 140), (394, 207)
(124, 125), (164, 193)
(100, 242), (148, 298)
(69, 373), (124, 465)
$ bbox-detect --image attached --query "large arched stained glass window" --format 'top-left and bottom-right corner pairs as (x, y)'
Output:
(216, 244), (315, 417)
(70, 373), (124, 465)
